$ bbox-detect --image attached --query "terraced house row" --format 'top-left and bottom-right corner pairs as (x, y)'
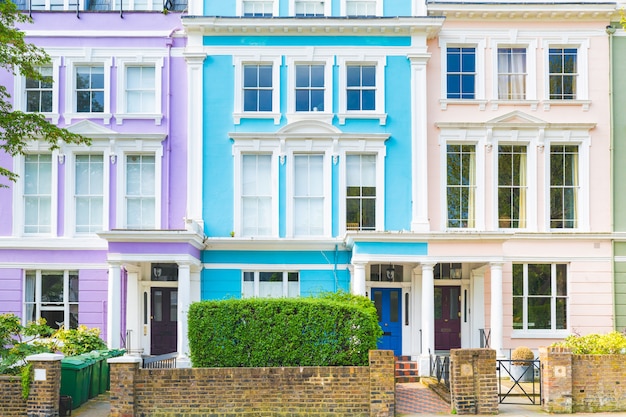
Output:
(1, 0), (625, 371)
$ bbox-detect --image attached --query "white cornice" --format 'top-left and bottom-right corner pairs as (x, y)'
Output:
(182, 16), (445, 39)
(98, 229), (205, 250)
(426, 2), (617, 20)
(203, 237), (346, 251)
(0, 237), (108, 250)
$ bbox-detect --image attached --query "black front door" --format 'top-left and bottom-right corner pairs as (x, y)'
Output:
(150, 287), (177, 355)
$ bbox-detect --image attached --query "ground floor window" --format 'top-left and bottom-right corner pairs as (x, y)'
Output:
(242, 271), (299, 298)
(24, 270), (79, 329)
(512, 263), (567, 331)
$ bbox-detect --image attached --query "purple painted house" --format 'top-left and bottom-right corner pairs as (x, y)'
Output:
(0, 6), (202, 362)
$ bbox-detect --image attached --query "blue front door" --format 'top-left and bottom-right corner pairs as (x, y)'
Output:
(372, 288), (402, 355)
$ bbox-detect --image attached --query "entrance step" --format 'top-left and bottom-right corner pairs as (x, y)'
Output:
(395, 356), (420, 383)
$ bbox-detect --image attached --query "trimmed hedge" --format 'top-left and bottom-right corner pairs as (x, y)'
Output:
(188, 292), (382, 367)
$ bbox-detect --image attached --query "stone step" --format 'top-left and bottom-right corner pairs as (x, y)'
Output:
(395, 356), (420, 383)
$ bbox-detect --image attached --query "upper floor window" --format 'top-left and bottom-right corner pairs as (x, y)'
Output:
(293, 154), (324, 236)
(347, 65), (376, 111)
(243, 0), (273, 16)
(498, 145), (527, 228)
(76, 65), (104, 113)
(24, 270), (79, 329)
(25, 66), (53, 113)
(346, 154), (376, 231)
(294, 0), (325, 16)
(550, 145), (578, 229)
(549, 48), (577, 100)
(241, 154), (273, 236)
(24, 154), (53, 234)
(125, 154), (155, 229)
(513, 263), (567, 333)
(497, 48), (526, 100)
(295, 64), (325, 112)
(446, 47), (476, 100)
(242, 271), (300, 298)
(75, 154), (104, 234)
(244, 64), (273, 112)
(125, 66), (155, 113)
(446, 144), (476, 228)
(345, 0), (376, 16)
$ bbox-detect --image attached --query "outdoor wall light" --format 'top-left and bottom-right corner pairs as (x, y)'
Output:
(386, 264), (395, 281)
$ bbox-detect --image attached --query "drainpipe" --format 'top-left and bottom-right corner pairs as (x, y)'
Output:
(164, 27), (180, 229)
(606, 23), (616, 330)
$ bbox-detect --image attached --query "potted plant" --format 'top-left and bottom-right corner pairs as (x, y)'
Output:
(510, 346), (535, 382)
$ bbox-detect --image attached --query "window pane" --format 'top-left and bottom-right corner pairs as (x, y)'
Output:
(528, 297), (551, 329)
(434, 287), (442, 320)
(42, 272), (63, 303)
(556, 298), (567, 329)
(373, 290), (383, 321)
(512, 296), (523, 329)
(390, 290), (399, 322)
(447, 47), (475, 99)
(528, 264), (551, 296)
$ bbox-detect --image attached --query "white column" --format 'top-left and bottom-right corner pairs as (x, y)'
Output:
(408, 53), (431, 232)
(177, 263), (191, 367)
(419, 262), (435, 376)
(125, 269), (140, 355)
(107, 263), (122, 349)
(184, 52), (206, 232)
(352, 262), (366, 296)
(490, 262), (504, 357)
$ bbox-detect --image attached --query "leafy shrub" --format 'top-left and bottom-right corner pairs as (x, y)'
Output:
(552, 331), (626, 354)
(188, 291), (382, 367)
(0, 314), (54, 375)
(48, 325), (107, 356)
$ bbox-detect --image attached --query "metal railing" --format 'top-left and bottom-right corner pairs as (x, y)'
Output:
(496, 358), (541, 405)
(479, 328), (490, 348)
(429, 354), (450, 389)
(142, 352), (178, 369)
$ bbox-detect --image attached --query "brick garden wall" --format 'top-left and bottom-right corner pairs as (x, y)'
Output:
(449, 349), (498, 415)
(109, 350), (395, 417)
(540, 346), (626, 413)
(0, 376), (27, 417)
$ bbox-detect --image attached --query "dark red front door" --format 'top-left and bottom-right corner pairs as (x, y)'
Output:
(434, 286), (461, 350)
(150, 287), (178, 355)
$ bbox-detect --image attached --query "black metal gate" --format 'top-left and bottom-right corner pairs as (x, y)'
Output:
(496, 359), (541, 405)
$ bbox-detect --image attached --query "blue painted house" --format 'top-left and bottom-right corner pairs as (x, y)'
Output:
(182, 0), (442, 362)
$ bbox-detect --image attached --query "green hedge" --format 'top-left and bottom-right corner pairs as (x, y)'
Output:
(552, 331), (626, 354)
(188, 292), (382, 367)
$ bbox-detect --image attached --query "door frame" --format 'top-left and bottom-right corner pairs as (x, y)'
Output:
(432, 279), (471, 350)
(140, 280), (178, 355)
(366, 281), (412, 356)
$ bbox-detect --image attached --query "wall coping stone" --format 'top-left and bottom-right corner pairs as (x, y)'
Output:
(25, 353), (64, 362)
(108, 355), (142, 364)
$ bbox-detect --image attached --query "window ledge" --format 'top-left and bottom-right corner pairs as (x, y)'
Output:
(337, 112), (387, 125)
(491, 100), (540, 111)
(440, 99), (488, 111)
(233, 112), (282, 125)
(114, 113), (164, 126)
(26, 112), (60, 124)
(64, 112), (112, 125)
(286, 112), (334, 125)
(512, 330), (569, 339)
(543, 100), (591, 111)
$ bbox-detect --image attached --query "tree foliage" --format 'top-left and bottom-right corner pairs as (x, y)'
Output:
(0, 1), (88, 185)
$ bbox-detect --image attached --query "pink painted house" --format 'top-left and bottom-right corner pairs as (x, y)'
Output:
(421, 1), (616, 363)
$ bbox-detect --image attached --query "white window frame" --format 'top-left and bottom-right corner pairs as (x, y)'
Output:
(64, 56), (113, 124)
(64, 147), (111, 237)
(341, 0), (382, 16)
(338, 144), (387, 234)
(12, 147), (60, 237)
(233, 55), (281, 124)
(115, 145), (163, 230)
(490, 38), (537, 104)
(286, 55), (334, 124)
(115, 55), (164, 125)
(542, 40), (589, 108)
(543, 130), (590, 232)
(13, 57), (61, 124)
(286, 151), (332, 238)
(337, 56), (387, 125)
(438, 132), (486, 231)
(495, 143), (528, 230)
(290, 0), (330, 16)
(511, 263), (569, 338)
(23, 269), (79, 329)
(237, 0), (278, 16)
(242, 271), (300, 298)
(233, 142), (279, 238)
(438, 36), (487, 109)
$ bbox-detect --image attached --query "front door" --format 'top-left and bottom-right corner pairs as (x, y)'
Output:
(434, 286), (461, 351)
(150, 287), (178, 355)
(372, 288), (402, 355)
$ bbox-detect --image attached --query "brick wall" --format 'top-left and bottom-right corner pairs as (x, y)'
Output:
(540, 346), (626, 413)
(109, 350), (395, 417)
(26, 353), (63, 417)
(449, 348), (497, 415)
(0, 376), (27, 417)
